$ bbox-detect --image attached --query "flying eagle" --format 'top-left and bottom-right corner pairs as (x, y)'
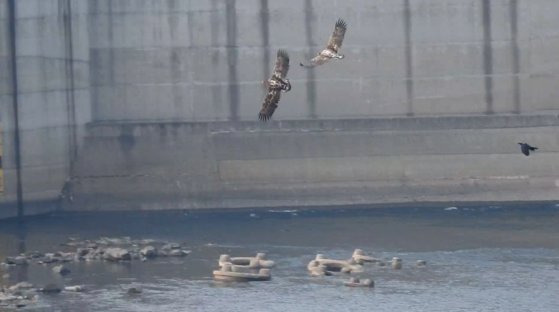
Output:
(259, 50), (291, 121)
(300, 19), (347, 68)
(518, 142), (538, 156)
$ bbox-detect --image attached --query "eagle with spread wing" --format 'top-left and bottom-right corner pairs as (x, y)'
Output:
(259, 50), (291, 121)
(300, 19), (347, 68)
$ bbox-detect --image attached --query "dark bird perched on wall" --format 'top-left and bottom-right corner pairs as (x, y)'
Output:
(259, 50), (291, 121)
(518, 142), (538, 156)
(300, 19), (347, 68)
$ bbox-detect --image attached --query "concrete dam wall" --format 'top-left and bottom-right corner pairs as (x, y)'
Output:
(1, 0), (559, 216)
(71, 115), (559, 211)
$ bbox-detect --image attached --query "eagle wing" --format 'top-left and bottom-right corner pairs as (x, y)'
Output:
(259, 89), (281, 121)
(326, 19), (347, 53)
(309, 54), (331, 67)
(273, 50), (290, 79)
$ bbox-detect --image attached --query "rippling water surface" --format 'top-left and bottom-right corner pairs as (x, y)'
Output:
(1, 204), (558, 311)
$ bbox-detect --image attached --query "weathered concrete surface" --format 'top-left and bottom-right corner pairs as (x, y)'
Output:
(87, 0), (559, 121)
(68, 115), (559, 211)
(0, 0), (91, 218)
(3, 0), (559, 217)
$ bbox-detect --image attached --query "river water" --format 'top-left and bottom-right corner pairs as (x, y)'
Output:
(1, 203), (558, 311)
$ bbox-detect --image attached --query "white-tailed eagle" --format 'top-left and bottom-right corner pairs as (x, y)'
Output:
(300, 19), (347, 68)
(259, 50), (291, 121)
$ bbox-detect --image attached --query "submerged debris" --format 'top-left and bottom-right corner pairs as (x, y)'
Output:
(38, 284), (62, 294)
(344, 277), (374, 288)
(391, 257), (402, 270)
(127, 287), (142, 295)
(52, 265), (71, 276)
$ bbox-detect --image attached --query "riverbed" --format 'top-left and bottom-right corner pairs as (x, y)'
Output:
(1, 203), (558, 311)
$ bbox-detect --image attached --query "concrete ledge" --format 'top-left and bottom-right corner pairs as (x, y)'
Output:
(89, 113), (559, 134)
(69, 114), (559, 211)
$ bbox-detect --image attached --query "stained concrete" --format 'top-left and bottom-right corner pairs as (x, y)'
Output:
(69, 115), (559, 211)
(2, 0), (559, 217)
(0, 0), (90, 218)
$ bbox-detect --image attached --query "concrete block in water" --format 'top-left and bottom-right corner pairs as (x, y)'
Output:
(213, 264), (271, 282)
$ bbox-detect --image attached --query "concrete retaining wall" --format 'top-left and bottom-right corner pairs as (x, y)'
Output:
(69, 115), (559, 211)
(88, 0), (559, 122)
(0, 0), (91, 218)
(2, 0), (559, 217)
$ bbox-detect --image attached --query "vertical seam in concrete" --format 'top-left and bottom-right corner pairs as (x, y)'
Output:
(510, 0), (521, 114)
(226, 0), (239, 121)
(107, 1), (115, 119)
(186, 1), (196, 120)
(403, 0), (414, 116)
(63, 0), (78, 172)
(209, 0), (222, 120)
(304, 0), (317, 119)
(482, 0), (494, 114)
(260, 0), (270, 80)
(8, 0), (24, 220)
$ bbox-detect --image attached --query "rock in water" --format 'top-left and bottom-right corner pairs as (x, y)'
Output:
(8, 282), (34, 292)
(168, 249), (190, 257)
(161, 243), (181, 251)
(4, 256), (28, 266)
(127, 287), (142, 295)
(391, 257), (402, 270)
(39, 284), (62, 294)
(52, 265), (71, 276)
(103, 248), (131, 261)
(139, 246), (157, 258)
(64, 285), (84, 292)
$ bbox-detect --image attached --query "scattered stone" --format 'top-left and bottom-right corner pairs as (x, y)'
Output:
(64, 285), (84, 292)
(103, 248), (131, 262)
(140, 246), (157, 258)
(4, 256), (28, 266)
(38, 284), (62, 294)
(8, 282), (34, 292)
(86, 243), (98, 249)
(57, 252), (75, 263)
(52, 265), (71, 276)
(76, 248), (89, 257)
(161, 243), (181, 251)
(26, 251), (44, 259)
(139, 239), (157, 245)
(168, 249), (190, 257)
(344, 277), (374, 288)
(0, 293), (19, 302)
